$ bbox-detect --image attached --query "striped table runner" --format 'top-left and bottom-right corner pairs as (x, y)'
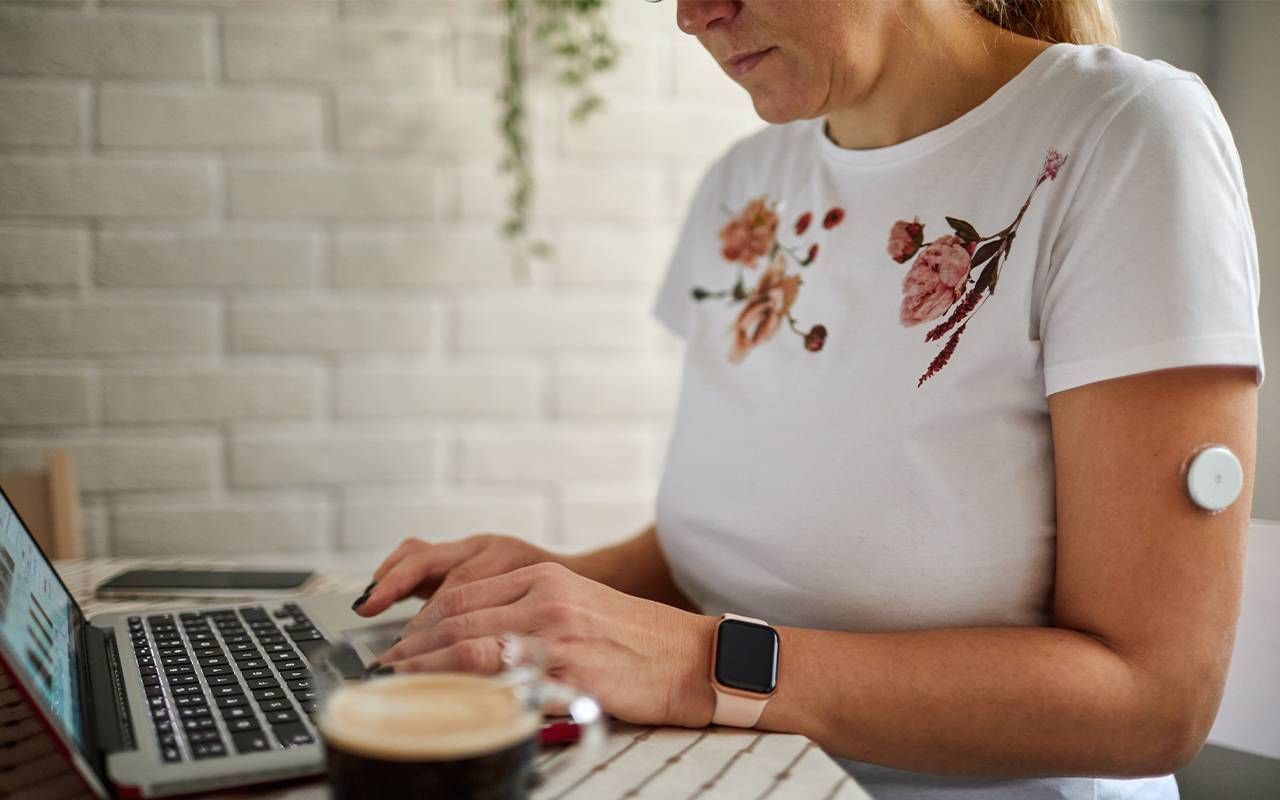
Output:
(20, 559), (872, 800)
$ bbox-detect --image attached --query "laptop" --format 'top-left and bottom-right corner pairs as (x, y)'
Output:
(0, 484), (411, 797)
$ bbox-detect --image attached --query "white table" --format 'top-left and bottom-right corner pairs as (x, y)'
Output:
(51, 558), (871, 800)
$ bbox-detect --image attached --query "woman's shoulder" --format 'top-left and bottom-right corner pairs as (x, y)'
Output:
(1044, 43), (1220, 127)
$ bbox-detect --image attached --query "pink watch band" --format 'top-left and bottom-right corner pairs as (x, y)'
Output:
(711, 613), (772, 728)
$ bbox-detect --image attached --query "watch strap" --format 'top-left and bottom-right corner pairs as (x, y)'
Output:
(711, 613), (772, 728)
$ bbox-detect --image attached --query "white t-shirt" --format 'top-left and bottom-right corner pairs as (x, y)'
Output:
(651, 43), (1264, 800)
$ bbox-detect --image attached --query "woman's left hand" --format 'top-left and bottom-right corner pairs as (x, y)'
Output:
(375, 562), (718, 728)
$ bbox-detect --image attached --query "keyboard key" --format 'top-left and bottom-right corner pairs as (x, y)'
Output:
(288, 629), (323, 643)
(253, 688), (284, 701)
(233, 651), (263, 663)
(142, 674), (161, 687)
(179, 706), (211, 720)
(167, 674), (197, 686)
(232, 730), (273, 754)
(155, 719), (173, 734)
(175, 695), (207, 708)
(206, 674), (238, 687)
(243, 668), (273, 681)
(247, 678), (278, 691)
(182, 718), (216, 733)
(192, 741), (227, 760)
(160, 745), (182, 763)
(187, 729), (221, 744)
(227, 717), (261, 733)
(271, 722), (313, 747)
(148, 696), (166, 710)
(273, 659), (304, 671)
(145, 685), (163, 698)
(171, 685), (203, 698)
(164, 665), (193, 676)
(197, 656), (228, 667)
(220, 706), (252, 720)
(278, 669), (309, 681)
(201, 665), (233, 677)
(151, 708), (169, 721)
(264, 706), (296, 727)
(300, 700), (318, 714)
(237, 658), (268, 671)
(215, 694), (247, 709)
(258, 699), (291, 713)
(211, 684), (244, 698)
(240, 606), (269, 621)
(293, 690), (316, 702)
(269, 651), (300, 664)
(286, 679), (311, 691)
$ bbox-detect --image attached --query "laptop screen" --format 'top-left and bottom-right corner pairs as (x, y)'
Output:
(0, 488), (85, 750)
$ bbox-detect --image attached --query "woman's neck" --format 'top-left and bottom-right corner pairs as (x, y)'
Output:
(823, 8), (1052, 151)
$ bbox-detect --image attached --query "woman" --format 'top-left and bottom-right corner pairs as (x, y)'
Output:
(353, 1), (1264, 797)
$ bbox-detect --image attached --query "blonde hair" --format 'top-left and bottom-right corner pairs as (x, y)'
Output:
(968, 0), (1120, 46)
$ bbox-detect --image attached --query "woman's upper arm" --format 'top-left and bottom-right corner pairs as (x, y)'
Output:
(1048, 365), (1257, 751)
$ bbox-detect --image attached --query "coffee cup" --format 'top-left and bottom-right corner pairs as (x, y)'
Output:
(316, 639), (604, 800)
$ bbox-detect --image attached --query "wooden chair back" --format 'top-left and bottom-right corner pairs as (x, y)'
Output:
(0, 450), (83, 560)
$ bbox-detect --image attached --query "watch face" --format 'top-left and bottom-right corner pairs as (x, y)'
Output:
(714, 619), (779, 694)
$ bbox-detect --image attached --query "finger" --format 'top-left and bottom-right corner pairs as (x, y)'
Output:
(399, 554), (522, 633)
(357, 540), (480, 616)
(370, 537), (427, 583)
(381, 605), (527, 664)
(417, 563), (553, 628)
(385, 636), (506, 676)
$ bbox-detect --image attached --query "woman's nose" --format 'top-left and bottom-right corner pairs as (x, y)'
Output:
(676, 0), (740, 35)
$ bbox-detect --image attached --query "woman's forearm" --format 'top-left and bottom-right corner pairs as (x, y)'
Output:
(742, 624), (1200, 779)
(562, 524), (698, 611)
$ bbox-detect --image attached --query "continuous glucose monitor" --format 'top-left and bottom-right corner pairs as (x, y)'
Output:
(1184, 444), (1244, 514)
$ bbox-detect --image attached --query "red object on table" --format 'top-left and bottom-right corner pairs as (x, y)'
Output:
(539, 720), (581, 746)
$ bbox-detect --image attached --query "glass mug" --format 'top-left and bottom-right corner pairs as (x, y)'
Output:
(312, 634), (605, 800)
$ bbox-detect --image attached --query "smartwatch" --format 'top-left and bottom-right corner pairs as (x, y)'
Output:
(710, 613), (779, 727)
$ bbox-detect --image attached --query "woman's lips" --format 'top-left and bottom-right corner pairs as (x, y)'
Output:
(726, 47), (774, 79)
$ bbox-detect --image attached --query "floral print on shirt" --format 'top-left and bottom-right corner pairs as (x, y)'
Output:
(691, 198), (843, 362)
(686, 149), (1066, 383)
(891, 149), (1068, 386)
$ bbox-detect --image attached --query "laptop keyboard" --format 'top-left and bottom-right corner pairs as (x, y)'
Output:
(127, 603), (326, 764)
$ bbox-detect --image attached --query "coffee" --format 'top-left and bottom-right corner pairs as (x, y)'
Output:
(320, 674), (542, 800)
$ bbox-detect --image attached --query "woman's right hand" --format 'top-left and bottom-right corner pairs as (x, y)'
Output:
(351, 534), (563, 619)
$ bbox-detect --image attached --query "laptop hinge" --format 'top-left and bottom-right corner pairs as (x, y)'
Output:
(83, 625), (136, 754)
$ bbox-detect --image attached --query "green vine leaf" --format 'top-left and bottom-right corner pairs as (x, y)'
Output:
(499, 0), (619, 257)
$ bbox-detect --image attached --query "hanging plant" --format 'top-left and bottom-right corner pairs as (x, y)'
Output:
(498, 0), (619, 255)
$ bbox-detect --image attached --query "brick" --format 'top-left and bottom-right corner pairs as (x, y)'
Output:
(113, 500), (328, 556)
(562, 103), (761, 159)
(0, 81), (84, 146)
(459, 427), (649, 482)
(455, 30), (659, 95)
(551, 226), (676, 286)
(0, 299), (216, 356)
(231, 429), (445, 487)
(554, 358), (680, 418)
(103, 367), (320, 423)
(0, 369), (92, 426)
(225, 19), (440, 83)
(0, 8), (209, 79)
(0, 157), (213, 218)
(336, 92), (500, 153)
(0, 226), (86, 287)
(459, 162), (663, 222)
(333, 229), (513, 287)
(336, 360), (541, 418)
(561, 483), (656, 551)
(456, 292), (656, 352)
(228, 162), (434, 219)
(231, 299), (440, 354)
(339, 488), (549, 551)
(105, 0), (336, 16)
(0, 436), (217, 492)
(96, 230), (317, 288)
(98, 86), (323, 150)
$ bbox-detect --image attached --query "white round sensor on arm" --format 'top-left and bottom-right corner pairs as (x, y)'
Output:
(1184, 445), (1244, 514)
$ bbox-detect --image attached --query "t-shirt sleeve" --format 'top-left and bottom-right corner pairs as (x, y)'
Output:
(652, 158), (728, 340)
(1038, 76), (1265, 396)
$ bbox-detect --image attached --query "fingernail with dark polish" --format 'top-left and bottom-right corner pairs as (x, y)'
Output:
(351, 581), (377, 611)
(367, 664), (395, 677)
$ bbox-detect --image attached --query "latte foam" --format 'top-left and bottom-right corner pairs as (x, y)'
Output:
(318, 673), (540, 761)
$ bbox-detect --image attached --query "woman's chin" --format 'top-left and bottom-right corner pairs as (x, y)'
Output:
(748, 93), (814, 125)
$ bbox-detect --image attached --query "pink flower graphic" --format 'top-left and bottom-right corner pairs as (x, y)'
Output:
(887, 217), (925, 263)
(719, 196), (778, 268)
(729, 253), (803, 363)
(899, 235), (975, 326)
(887, 149), (1068, 386)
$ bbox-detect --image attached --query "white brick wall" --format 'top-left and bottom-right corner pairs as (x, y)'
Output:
(0, 0), (761, 558)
